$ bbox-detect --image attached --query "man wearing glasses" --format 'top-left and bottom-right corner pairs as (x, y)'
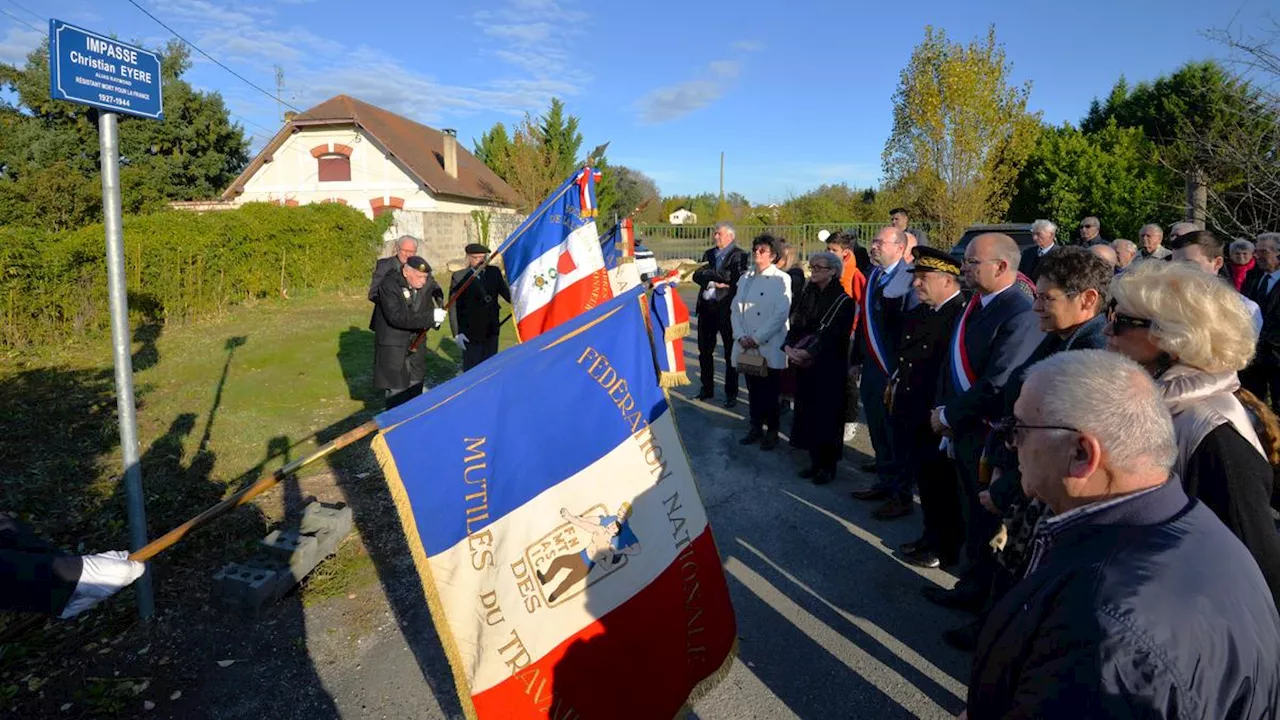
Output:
(963, 350), (1280, 719)
(1078, 216), (1107, 247)
(924, 233), (1042, 614)
(693, 222), (749, 407)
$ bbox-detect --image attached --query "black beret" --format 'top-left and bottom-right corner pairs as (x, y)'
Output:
(464, 243), (489, 255)
(404, 256), (431, 273)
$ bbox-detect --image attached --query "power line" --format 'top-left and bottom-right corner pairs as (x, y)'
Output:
(123, 0), (300, 113)
(0, 7), (40, 33)
(5, 0), (42, 24)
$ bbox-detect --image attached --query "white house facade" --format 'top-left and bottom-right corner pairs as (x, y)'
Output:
(669, 208), (698, 225)
(220, 95), (521, 221)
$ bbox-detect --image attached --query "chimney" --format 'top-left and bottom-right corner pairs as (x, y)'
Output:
(442, 128), (458, 180)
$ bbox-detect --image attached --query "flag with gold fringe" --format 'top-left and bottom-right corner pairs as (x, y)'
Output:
(648, 271), (691, 388)
(371, 286), (736, 719)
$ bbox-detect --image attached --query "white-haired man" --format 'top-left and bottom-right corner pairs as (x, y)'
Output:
(1078, 216), (1107, 246)
(1019, 220), (1058, 281)
(693, 222), (749, 407)
(1138, 223), (1172, 260)
(965, 350), (1280, 719)
(1112, 238), (1138, 271)
(1089, 242), (1118, 269)
(1241, 233), (1280, 413)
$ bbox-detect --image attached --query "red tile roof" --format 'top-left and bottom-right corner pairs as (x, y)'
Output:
(221, 95), (521, 207)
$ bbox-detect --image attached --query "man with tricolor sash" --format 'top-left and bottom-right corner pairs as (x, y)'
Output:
(850, 226), (912, 499)
(923, 233), (1043, 614)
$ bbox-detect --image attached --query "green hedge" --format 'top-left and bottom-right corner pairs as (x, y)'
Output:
(0, 203), (385, 348)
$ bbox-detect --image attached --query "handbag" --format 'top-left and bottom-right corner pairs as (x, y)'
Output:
(736, 348), (770, 377)
(788, 294), (850, 368)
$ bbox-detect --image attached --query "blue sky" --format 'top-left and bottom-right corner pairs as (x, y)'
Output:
(2, 0), (1274, 202)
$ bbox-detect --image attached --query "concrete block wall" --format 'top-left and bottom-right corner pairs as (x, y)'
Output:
(387, 211), (525, 273)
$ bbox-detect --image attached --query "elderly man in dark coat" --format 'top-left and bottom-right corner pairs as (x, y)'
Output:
(693, 222), (750, 407)
(965, 350), (1280, 719)
(449, 243), (512, 372)
(373, 256), (443, 404)
(884, 247), (967, 563)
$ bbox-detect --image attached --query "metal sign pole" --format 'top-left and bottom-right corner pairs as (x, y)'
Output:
(98, 111), (154, 620)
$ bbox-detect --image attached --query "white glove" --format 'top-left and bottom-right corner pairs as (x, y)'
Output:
(433, 308), (446, 327)
(455, 333), (469, 350)
(702, 286), (717, 301)
(59, 551), (146, 619)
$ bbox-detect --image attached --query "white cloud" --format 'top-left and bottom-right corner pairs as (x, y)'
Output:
(0, 26), (41, 65)
(473, 0), (590, 87)
(733, 40), (763, 52)
(636, 60), (741, 124)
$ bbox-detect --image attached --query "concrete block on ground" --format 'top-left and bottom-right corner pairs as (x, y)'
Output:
(258, 529), (319, 570)
(300, 502), (352, 538)
(212, 563), (279, 614)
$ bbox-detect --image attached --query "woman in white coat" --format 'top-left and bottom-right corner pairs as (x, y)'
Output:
(732, 235), (793, 450)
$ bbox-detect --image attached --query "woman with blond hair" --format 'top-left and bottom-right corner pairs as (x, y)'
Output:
(1107, 261), (1280, 605)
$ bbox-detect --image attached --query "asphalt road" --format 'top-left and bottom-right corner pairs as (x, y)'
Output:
(209, 291), (973, 720)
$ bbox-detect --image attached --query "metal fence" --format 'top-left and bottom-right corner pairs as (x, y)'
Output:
(634, 223), (937, 261)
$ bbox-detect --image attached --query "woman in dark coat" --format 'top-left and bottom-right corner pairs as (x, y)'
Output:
(783, 251), (856, 484)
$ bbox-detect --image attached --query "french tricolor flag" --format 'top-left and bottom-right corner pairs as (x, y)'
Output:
(372, 288), (736, 719)
(505, 168), (614, 341)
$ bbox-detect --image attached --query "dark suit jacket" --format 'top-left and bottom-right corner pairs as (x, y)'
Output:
(937, 286), (1044, 433)
(889, 293), (965, 421)
(372, 271), (441, 390)
(850, 263), (909, 376)
(1243, 268), (1280, 368)
(368, 256), (401, 302)
(986, 313), (1109, 511)
(1019, 244), (1057, 282)
(692, 245), (749, 315)
(448, 265), (511, 341)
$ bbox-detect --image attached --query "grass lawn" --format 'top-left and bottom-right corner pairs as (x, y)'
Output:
(0, 286), (518, 610)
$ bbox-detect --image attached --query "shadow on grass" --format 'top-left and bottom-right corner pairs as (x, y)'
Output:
(0, 331), (341, 717)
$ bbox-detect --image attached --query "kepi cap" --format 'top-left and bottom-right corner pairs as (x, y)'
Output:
(908, 246), (960, 276)
(404, 256), (431, 273)
(464, 243), (489, 255)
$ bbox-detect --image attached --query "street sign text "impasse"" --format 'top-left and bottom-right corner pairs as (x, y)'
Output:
(49, 19), (164, 120)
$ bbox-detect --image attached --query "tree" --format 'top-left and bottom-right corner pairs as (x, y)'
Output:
(882, 25), (1041, 243)
(473, 98), (600, 213)
(1008, 121), (1182, 240)
(472, 122), (512, 182)
(603, 166), (659, 219)
(1083, 61), (1280, 235)
(0, 40), (249, 229)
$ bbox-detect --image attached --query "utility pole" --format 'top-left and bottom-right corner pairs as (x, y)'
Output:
(275, 65), (285, 122)
(719, 151), (725, 206)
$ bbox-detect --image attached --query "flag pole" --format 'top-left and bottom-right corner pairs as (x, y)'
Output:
(408, 173), (583, 353)
(130, 419), (379, 563)
(0, 418), (380, 645)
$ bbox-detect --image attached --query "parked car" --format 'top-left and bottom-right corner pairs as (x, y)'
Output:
(948, 223), (1035, 260)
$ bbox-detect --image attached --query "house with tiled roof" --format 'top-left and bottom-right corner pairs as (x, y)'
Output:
(220, 95), (522, 218)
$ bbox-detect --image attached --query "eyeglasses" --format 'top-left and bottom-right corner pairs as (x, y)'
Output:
(962, 258), (1001, 268)
(753, 247), (774, 255)
(1106, 299), (1153, 333)
(992, 416), (1080, 449)
(810, 264), (833, 271)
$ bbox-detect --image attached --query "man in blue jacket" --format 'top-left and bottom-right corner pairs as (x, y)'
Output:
(965, 350), (1280, 719)
(926, 233), (1043, 613)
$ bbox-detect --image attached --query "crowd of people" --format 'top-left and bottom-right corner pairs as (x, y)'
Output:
(693, 215), (1280, 716)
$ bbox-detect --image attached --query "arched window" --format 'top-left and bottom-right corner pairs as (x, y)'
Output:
(311, 143), (353, 182)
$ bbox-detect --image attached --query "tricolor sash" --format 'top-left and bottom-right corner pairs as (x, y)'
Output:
(949, 294), (982, 392)
(859, 266), (895, 375)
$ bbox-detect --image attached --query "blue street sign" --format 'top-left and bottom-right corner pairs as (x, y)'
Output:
(49, 19), (164, 120)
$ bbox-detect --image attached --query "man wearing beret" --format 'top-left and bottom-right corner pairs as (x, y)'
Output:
(449, 243), (512, 371)
(881, 247), (967, 567)
(372, 255), (445, 405)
